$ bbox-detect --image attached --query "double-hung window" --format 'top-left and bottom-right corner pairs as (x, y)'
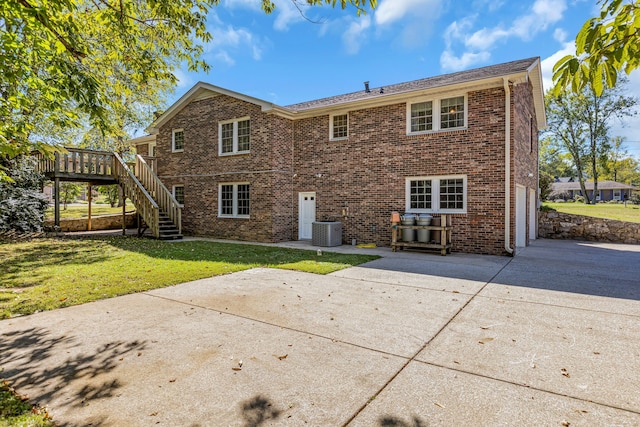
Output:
(407, 95), (466, 134)
(172, 129), (184, 152)
(219, 183), (250, 218)
(172, 185), (184, 206)
(330, 113), (348, 140)
(406, 175), (467, 213)
(219, 117), (250, 155)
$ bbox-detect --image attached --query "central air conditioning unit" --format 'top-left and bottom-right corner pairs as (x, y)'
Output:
(312, 222), (342, 247)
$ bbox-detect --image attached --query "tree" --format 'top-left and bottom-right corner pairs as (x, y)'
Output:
(0, 0), (377, 178)
(97, 185), (119, 208)
(553, 0), (640, 95)
(60, 182), (82, 210)
(539, 136), (576, 178)
(0, 156), (48, 232)
(544, 80), (637, 203)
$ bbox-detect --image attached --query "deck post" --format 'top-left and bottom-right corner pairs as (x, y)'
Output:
(54, 178), (60, 227)
(87, 184), (92, 231)
(122, 184), (126, 236)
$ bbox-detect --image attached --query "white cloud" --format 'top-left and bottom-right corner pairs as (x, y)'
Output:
(342, 16), (371, 54)
(272, 0), (306, 31)
(172, 69), (193, 89)
(441, 0), (567, 71)
(440, 50), (490, 71)
(540, 41), (574, 93)
(205, 22), (267, 65)
(375, 0), (435, 26)
(553, 28), (568, 43)
(372, 0), (443, 49)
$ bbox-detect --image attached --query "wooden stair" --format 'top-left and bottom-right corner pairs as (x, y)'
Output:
(35, 148), (182, 240)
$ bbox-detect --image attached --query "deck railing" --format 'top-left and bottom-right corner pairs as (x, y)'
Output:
(135, 155), (181, 235)
(34, 148), (114, 177)
(113, 153), (160, 238)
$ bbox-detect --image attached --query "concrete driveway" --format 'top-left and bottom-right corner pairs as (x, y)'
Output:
(1, 239), (639, 426)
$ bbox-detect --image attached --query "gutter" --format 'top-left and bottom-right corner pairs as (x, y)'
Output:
(503, 78), (514, 255)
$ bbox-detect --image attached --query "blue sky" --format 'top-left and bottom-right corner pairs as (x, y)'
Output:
(170, 0), (640, 155)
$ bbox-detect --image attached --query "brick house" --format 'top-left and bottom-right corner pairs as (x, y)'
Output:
(131, 57), (545, 255)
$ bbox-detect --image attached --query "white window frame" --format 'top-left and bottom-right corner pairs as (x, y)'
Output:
(172, 129), (184, 152)
(405, 175), (467, 214)
(218, 182), (250, 218)
(172, 185), (184, 206)
(149, 141), (157, 157)
(613, 189), (621, 200)
(218, 116), (250, 156)
(406, 94), (467, 135)
(330, 113), (349, 140)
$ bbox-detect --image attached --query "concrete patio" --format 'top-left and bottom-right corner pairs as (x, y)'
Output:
(1, 238), (639, 426)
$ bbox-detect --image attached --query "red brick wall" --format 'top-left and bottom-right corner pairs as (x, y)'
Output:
(147, 84), (539, 255)
(293, 87), (511, 255)
(154, 95), (294, 242)
(513, 80), (540, 245)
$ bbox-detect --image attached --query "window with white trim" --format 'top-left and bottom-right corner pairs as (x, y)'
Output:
(406, 175), (467, 213)
(172, 129), (184, 152)
(330, 113), (348, 140)
(173, 185), (184, 206)
(219, 117), (250, 155)
(219, 183), (250, 218)
(407, 95), (467, 134)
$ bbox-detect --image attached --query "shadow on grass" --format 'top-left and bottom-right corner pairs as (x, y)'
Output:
(0, 326), (146, 426)
(0, 239), (112, 289)
(74, 235), (378, 269)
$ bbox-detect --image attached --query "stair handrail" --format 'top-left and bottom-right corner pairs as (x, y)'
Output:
(113, 152), (160, 238)
(134, 155), (182, 235)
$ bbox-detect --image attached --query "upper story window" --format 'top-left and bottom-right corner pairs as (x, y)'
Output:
(406, 175), (467, 214)
(410, 101), (433, 132)
(330, 113), (348, 140)
(172, 129), (184, 152)
(173, 185), (184, 206)
(219, 182), (250, 218)
(219, 117), (250, 155)
(407, 95), (467, 134)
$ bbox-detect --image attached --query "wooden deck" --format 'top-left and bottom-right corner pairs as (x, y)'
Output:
(34, 148), (182, 239)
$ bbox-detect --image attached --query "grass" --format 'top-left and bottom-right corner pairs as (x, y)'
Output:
(45, 205), (129, 220)
(542, 201), (640, 223)
(0, 381), (53, 427)
(0, 236), (378, 319)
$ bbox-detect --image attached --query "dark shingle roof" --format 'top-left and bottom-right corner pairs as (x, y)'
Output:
(285, 57), (539, 112)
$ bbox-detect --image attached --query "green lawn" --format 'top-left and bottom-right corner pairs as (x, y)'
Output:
(543, 201), (640, 223)
(0, 236), (378, 319)
(45, 205), (130, 220)
(0, 381), (53, 427)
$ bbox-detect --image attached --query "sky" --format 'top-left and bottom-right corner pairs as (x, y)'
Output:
(168, 0), (640, 156)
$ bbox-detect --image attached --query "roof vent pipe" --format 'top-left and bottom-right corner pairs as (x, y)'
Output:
(364, 81), (370, 93)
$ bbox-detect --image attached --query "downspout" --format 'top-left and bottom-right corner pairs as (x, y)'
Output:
(503, 78), (514, 255)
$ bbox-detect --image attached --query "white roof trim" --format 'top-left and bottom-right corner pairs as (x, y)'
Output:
(148, 59), (547, 130)
(146, 82), (277, 133)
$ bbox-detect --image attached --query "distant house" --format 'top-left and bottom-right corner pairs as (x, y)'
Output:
(130, 57), (546, 255)
(550, 179), (636, 201)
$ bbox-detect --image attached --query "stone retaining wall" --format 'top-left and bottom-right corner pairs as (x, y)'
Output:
(539, 211), (640, 244)
(45, 212), (137, 232)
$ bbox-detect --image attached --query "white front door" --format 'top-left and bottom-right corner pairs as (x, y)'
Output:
(298, 192), (316, 239)
(515, 185), (526, 248)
